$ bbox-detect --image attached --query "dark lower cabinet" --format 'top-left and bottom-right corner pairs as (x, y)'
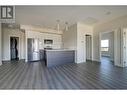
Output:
(39, 50), (44, 60)
(45, 50), (75, 67)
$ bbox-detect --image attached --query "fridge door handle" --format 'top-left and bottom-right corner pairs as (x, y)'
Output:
(33, 51), (39, 53)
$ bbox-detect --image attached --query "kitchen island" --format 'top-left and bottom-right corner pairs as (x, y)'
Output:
(45, 49), (75, 67)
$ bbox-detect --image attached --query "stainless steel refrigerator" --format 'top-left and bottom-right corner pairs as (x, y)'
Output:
(27, 38), (40, 61)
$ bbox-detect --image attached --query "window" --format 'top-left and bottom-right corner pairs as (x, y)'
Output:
(101, 40), (109, 51)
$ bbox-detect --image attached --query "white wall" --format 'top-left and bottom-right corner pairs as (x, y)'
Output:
(2, 27), (25, 61)
(77, 23), (93, 63)
(63, 24), (77, 62)
(63, 22), (93, 63)
(63, 24), (77, 49)
(93, 15), (127, 63)
(0, 23), (2, 65)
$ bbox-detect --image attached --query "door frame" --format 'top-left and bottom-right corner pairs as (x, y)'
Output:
(9, 35), (20, 60)
(85, 34), (92, 61)
(84, 34), (93, 62)
(99, 31), (114, 62)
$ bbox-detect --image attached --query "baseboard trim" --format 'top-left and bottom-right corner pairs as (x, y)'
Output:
(2, 59), (25, 63)
(0, 61), (2, 66)
(101, 55), (110, 57)
(92, 59), (100, 63)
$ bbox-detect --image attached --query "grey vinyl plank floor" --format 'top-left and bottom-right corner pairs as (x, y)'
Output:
(0, 57), (127, 89)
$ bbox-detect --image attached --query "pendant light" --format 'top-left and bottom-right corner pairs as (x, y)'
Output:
(56, 19), (60, 32)
(65, 22), (68, 31)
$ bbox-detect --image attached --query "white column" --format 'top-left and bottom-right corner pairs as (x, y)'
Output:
(114, 28), (121, 67)
(0, 23), (2, 65)
(122, 28), (127, 67)
(25, 31), (28, 62)
(114, 28), (127, 67)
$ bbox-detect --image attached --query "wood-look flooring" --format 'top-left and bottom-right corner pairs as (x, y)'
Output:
(0, 57), (127, 89)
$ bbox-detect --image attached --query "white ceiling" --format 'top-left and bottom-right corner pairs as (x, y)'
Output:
(15, 6), (127, 30)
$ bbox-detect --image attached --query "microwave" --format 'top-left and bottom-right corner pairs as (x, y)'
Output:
(44, 39), (53, 44)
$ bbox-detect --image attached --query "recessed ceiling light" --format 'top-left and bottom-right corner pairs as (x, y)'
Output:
(56, 19), (60, 23)
(106, 11), (111, 15)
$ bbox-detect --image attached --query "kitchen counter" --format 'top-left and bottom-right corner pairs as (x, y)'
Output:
(45, 49), (75, 51)
(45, 49), (75, 67)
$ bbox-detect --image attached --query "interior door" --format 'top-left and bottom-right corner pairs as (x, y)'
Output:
(86, 35), (92, 60)
(27, 38), (33, 61)
(10, 37), (19, 60)
(32, 38), (40, 61)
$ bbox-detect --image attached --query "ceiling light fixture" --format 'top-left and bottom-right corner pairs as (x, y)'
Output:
(105, 11), (111, 15)
(56, 20), (69, 32)
(56, 19), (60, 32)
